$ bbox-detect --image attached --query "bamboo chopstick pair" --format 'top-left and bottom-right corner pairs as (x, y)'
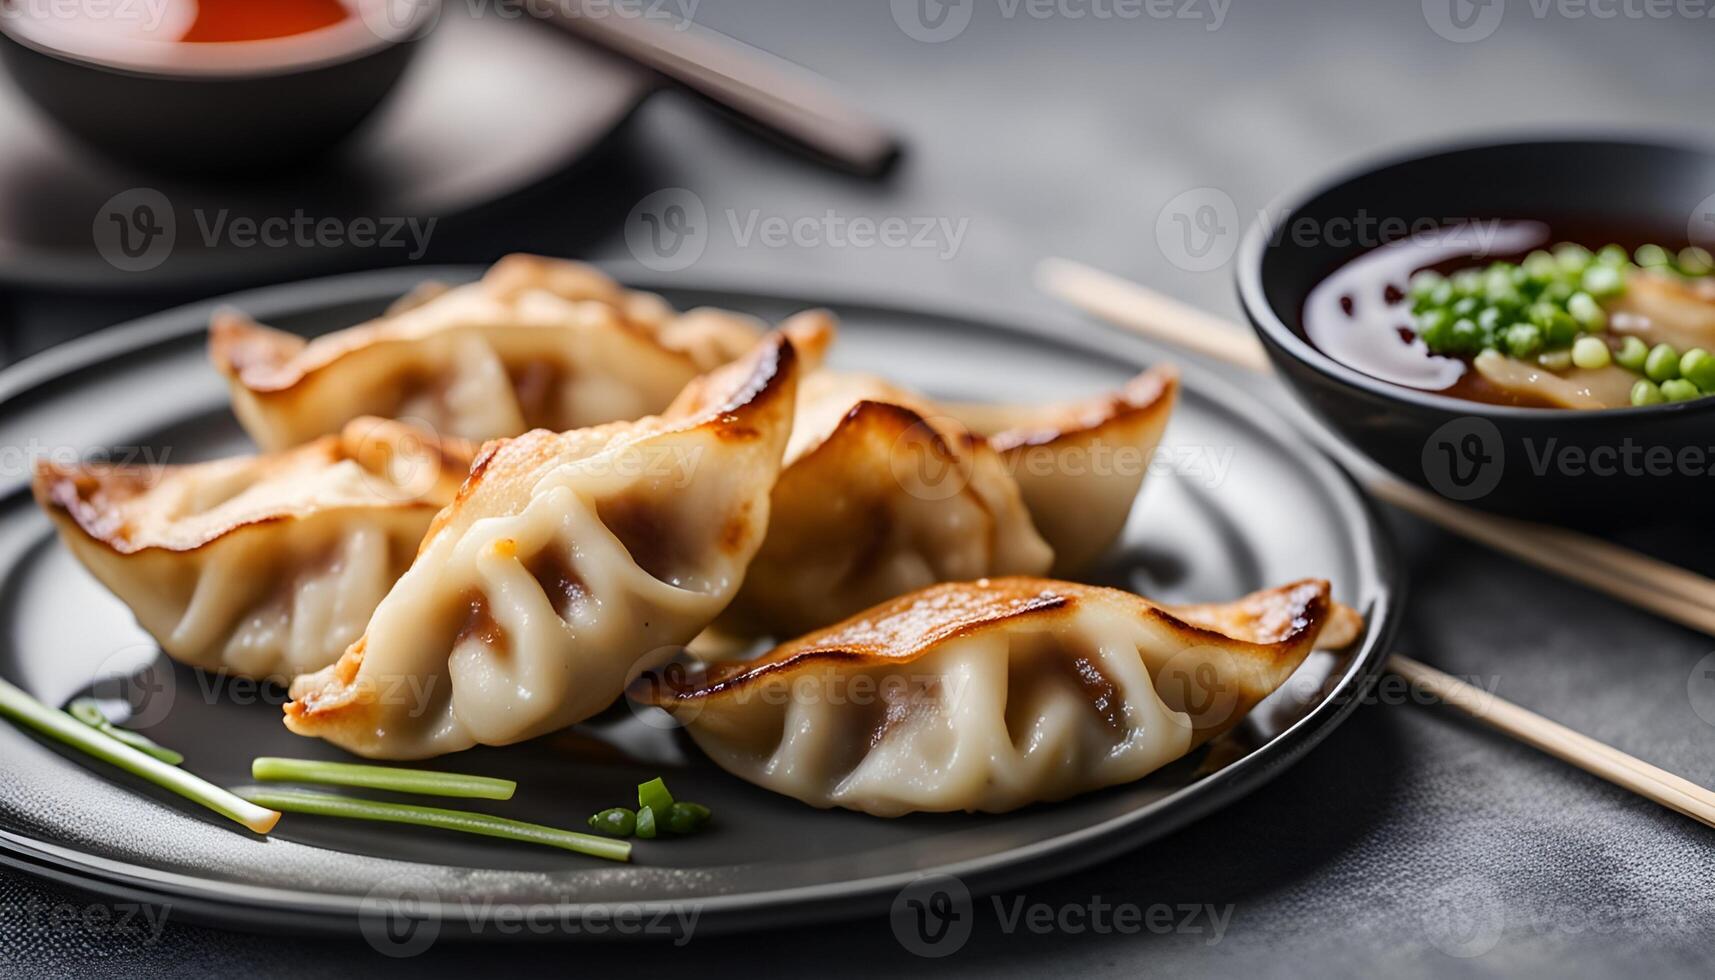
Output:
(1038, 256), (1715, 831)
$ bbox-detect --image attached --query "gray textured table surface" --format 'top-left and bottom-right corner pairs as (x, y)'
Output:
(3, 0), (1714, 975)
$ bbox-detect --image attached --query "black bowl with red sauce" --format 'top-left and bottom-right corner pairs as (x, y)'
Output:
(1238, 138), (1715, 521)
(0, 0), (439, 173)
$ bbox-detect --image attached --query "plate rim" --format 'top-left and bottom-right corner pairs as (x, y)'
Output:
(0, 264), (1402, 937)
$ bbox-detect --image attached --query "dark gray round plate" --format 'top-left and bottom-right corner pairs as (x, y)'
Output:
(0, 266), (1398, 939)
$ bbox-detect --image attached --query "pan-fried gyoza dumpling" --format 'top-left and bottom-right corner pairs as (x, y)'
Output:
(637, 577), (1359, 816)
(946, 365), (1178, 575)
(210, 255), (808, 450)
(32, 418), (475, 682)
(283, 333), (803, 759)
(715, 369), (1055, 639)
(479, 254), (772, 372)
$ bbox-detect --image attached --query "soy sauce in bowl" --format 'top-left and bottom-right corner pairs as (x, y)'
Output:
(1302, 220), (1715, 410)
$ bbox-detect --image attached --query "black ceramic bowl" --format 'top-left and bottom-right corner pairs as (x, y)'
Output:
(1238, 137), (1715, 522)
(0, 0), (439, 174)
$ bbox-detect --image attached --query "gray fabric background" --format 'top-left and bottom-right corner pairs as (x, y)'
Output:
(2, 0), (1713, 975)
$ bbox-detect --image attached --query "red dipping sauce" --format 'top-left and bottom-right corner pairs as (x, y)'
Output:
(178, 0), (352, 43)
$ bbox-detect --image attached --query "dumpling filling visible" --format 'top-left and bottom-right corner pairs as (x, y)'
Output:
(210, 254), (825, 449)
(637, 577), (1362, 816)
(713, 318), (1179, 639)
(283, 332), (803, 759)
(34, 418), (473, 682)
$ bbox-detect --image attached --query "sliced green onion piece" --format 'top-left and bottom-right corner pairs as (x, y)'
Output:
(1645, 343), (1681, 382)
(1554, 243), (1593, 274)
(67, 697), (184, 765)
(251, 757), (516, 801)
(666, 802), (712, 835)
(1681, 247), (1713, 276)
(100, 725), (185, 765)
(67, 698), (106, 727)
(1582, 264), (1625, 299)
(236, 787), (630, 863)
(1567, 292), (1606, 331)
(1661, 378), (1701, 402)
(635, 804), (659, 840)
(637, 777), (675, 815)
(1635, 244), (1670, 268)
(1682, 349), (1715, 392)
(1616, 336), (1650, 372)
(0, 679), (276, 834)
(1570, 336), (1611, 371)
(588, 807), (637, 837)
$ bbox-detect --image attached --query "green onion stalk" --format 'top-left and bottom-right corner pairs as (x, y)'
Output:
(0, 679), (278, 834)
(236, 787), (631, 863)
(251, 757), (517, 800)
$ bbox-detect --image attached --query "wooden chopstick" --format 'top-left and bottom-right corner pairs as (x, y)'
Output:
(1037, 257), (1715, 638)
(1367, 481), (1715, 634)
(1389, 655), (1715, 830)
(541, 3), (901, 176)
(1042, 259), (1275, 373)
